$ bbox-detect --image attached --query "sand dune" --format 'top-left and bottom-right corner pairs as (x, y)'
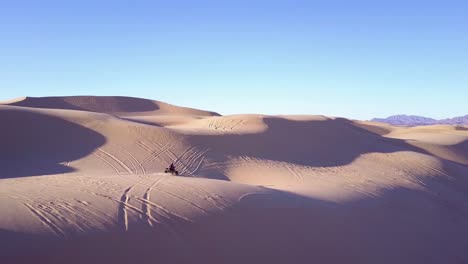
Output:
(0, 96), (220, 117)
(1, 96), (468, 264)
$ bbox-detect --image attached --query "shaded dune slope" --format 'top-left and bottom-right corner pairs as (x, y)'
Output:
(187, 116), (417, 167)
(0, 105), (191, 178)
(0, 106), (106, 178)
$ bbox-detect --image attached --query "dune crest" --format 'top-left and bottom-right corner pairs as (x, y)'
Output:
(1, 96), (220, 117)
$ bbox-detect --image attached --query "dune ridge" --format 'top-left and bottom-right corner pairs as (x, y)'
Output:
(0, 96), (220, 117)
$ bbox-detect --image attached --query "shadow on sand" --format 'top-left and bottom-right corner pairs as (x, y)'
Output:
(187, 161), (468, 264)
(189, 117), (445, 169)
(0, 108), (106, 178)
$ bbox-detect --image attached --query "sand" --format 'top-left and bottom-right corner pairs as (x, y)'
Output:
(1, 96), (467, 264)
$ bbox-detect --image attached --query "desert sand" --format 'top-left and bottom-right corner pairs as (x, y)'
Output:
(1, 96), (467, 264)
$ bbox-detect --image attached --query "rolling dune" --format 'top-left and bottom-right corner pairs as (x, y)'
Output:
(1, 96), (220, 117)
(1, 96), (468, 264)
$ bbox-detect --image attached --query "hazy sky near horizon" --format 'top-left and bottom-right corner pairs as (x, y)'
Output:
(0, 0), (467, 119)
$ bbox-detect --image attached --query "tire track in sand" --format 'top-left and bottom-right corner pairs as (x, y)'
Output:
(287, 165), (304, 182)
(142, 175), (168, 226)
(92, 152), (122, 174)
(97, 148), (134, 174)
(139, 141), (174, 166)
(116, 145), (146, 175)
(119, 176), (149, 231)
(178, 148), (208, 175)
(23, 203), (66, 237)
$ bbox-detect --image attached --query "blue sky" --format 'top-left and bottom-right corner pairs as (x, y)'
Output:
(0, 0), (467, 119)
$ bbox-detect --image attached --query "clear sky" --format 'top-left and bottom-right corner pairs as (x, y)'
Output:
(0, 0), (467, 120)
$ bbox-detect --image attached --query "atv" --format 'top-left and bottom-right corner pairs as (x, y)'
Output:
(164, 167), (179, 176)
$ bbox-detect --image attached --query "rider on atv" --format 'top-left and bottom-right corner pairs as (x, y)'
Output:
(165, 162), (179, 175)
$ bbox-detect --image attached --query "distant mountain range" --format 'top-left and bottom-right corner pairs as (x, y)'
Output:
(371, 115), (468, 126)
